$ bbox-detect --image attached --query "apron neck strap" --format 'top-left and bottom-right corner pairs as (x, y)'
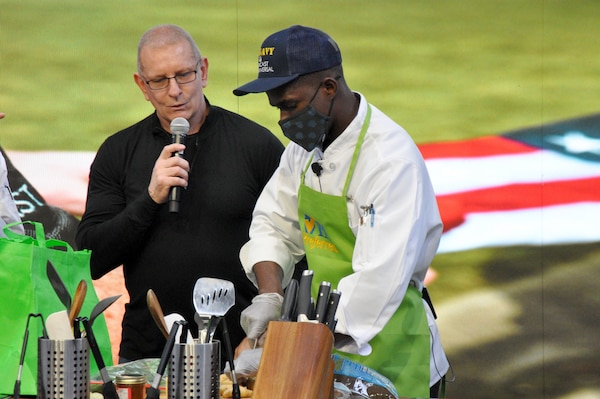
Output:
(343, 104), (372, 195)
(301, 153), (315, 184)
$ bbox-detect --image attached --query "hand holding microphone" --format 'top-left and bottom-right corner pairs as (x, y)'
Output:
(147, 117), (190, 208)
(168, 117), (189, 213)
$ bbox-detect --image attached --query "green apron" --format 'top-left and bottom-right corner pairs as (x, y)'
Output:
(297, 105), (431, 398)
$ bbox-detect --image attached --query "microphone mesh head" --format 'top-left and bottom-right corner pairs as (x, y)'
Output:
(170, 117), (190, 136)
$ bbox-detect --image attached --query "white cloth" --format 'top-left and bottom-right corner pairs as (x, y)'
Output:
(240, 92), (449, 384)
(0, 152), (24, 237)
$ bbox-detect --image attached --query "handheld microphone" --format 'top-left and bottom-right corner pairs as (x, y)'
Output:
(168, 117), (190, 213)
(311, 162), (323, 177)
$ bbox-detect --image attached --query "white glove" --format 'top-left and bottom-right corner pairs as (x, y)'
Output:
(241, 293), (283, 340)
(224, 348), (263, 378)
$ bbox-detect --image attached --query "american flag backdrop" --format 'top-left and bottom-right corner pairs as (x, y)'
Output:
(4, 113), (600, 255)
(420, 113), (600, 253)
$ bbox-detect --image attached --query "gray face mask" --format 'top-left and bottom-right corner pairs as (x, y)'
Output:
(279, 85), (335, 152)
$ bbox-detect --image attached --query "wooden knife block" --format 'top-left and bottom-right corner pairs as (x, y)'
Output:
(252, 321), (334, 399)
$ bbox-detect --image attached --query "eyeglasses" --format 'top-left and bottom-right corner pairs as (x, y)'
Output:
(144, 62), (199, 90)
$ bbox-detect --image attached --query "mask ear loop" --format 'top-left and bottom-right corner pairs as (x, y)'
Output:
(319, 77), (338, 149)
(319, 75), (340, 116)
(311, 73), (340, 108)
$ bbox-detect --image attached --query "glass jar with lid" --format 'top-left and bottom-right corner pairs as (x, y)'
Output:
(115, 373), (146, 399)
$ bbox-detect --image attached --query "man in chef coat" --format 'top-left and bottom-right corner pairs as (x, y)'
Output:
(232, 25), (449, 398)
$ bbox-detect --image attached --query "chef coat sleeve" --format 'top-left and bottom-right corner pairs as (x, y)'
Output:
(240, 146), (306, 289)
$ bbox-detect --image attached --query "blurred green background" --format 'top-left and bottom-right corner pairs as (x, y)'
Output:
(2, 1), (600, 397)
(2, 0), (600, 150)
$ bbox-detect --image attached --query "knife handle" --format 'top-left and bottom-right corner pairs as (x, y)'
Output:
(323, 290), (341, 332)
(296, 270), (314, 319)
(314, 282), (331, 323)
(280, 279), (298, 321)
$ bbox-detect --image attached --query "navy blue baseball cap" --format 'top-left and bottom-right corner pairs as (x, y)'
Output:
(233, 25), (342, 96)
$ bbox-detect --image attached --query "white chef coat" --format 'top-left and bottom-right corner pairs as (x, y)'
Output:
(240, 92), (449, 385)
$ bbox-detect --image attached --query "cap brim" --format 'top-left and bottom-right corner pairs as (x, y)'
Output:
(233, 75), (299, 96)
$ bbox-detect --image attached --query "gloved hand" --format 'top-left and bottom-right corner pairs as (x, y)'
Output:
(224, 348), (263, 378)
(241, 292), (283, 340)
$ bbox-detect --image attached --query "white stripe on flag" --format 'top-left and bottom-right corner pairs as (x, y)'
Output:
(437, 202), (600, 253)
(425, 149), (600, 195)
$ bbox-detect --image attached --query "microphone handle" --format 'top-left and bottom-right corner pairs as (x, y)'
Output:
(169, 133), (186, 213)
(168, 186), (181, 213)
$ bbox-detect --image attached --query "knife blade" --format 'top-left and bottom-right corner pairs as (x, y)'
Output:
(46, 260), (71, 312)
(314, 281), (331, 323)
(323, 289), (341, 332)
(296, 270), (314, 320)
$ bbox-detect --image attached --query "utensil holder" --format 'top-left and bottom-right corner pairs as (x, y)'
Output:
(37, 338), (89, 399)
(168, 340), (220, 399)
(252, 321), (335, 399)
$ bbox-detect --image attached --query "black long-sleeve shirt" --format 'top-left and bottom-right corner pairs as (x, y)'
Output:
(76, 104), (284, 361)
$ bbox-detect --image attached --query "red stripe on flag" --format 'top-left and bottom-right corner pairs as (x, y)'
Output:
(437, 176), (600, 232)
(419, 136), (538, 159)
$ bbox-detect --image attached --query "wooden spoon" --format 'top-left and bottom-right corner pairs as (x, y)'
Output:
(147, 289), (169, 339)
(69, 280), (87, 327)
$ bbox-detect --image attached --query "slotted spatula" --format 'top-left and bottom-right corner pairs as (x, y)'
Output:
(193, 278), (239, 399)
(192, 278), (235, 342)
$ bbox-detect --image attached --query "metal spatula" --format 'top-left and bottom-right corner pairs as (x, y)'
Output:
(192, 278), (235, 342)
(193, 278), (239, 399)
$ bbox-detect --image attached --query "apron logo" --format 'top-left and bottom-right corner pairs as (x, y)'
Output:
(302, 214), (339, 253)
(303, 214), (327, 237)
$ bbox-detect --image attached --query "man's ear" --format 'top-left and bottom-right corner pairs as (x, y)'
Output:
(322, 76), (338, 98)
(199, 57), (209, 88)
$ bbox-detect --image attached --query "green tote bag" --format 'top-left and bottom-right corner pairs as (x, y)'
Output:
(0, 221), (113, 396)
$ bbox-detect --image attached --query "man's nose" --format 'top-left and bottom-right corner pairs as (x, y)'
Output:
(167, 78), (183, 96)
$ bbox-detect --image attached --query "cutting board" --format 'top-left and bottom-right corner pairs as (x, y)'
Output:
(252, 321), (334, 399)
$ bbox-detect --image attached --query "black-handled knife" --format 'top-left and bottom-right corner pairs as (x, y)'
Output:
(296, 270), (314, 319)
(280, 279), (298, 321)
(82, 317), (119, 399)
(323, 289), (341, 332)
(314, 281), (331, 323)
